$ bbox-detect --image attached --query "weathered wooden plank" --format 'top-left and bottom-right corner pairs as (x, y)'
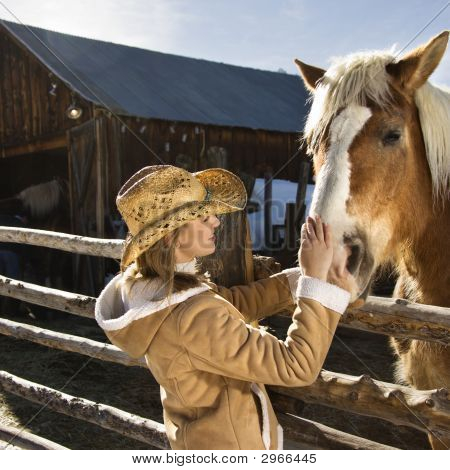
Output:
(276, 413), (397, 450)
(342, 297), (450, 344)
(276, 296), (450, 346)
(47, 73), (57, 131)
(0, 38), (6, 143)
(10, 48), (23, 141)
(0, 275), (96, 318)
(264, 171), (272, 250)
(0, 317), (140, 367)
(95, 116), (106, 289)
(3, 38), (14, 140)
(295, 160), (310, 229)
(0, 226), (123, 259)
(2, 133), (67, 157)
(19, 50), (30, 140)
(0, 371), (169, 449)
(30, 61), (39, 137)
(0, 423), (68, 450)
(270, 370), (450, 443)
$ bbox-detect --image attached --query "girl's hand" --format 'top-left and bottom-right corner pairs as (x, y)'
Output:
(299, 215), (333, 281)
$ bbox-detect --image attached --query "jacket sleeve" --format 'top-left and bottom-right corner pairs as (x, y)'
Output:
(178, 276), (350, 387)
(211, 268), (301, 322)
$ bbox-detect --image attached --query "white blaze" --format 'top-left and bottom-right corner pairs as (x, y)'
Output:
(310, 104), (372, 244)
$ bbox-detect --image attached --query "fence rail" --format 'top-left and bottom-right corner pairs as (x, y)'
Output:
(2, 274), (450, 345)
(0, 226), (123, 259)
(0, 423), (68, 450)
(0, 371), (168, 449)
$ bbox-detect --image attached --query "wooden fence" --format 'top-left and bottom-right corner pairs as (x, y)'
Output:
(1, 226), (450, 450)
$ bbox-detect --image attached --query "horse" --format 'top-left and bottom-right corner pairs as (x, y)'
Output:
(0, 179), (72, 317)
(0, 178), (67, 220)
(0, 177), (119, 297)
(294, 31), (450, 449)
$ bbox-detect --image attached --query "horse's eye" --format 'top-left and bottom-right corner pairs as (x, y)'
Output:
(382, 130), (401, 146)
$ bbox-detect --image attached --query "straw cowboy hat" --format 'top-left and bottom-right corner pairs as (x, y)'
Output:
(117, 165), (247, 269)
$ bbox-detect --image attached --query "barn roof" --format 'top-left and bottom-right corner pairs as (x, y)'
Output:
(1, 20), (309, 133)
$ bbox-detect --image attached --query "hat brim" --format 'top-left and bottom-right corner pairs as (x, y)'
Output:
(120, 168), (247, 269)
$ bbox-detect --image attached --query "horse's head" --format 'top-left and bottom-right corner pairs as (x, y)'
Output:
(295, 31), (449, 302)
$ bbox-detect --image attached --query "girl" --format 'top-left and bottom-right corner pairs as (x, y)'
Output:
(95, 165), (351, 450)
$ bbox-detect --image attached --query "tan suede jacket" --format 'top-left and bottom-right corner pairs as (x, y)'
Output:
(95, 265), (350, 450)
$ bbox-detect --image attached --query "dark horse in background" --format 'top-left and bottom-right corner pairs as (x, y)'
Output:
(295, 31), (449, 449)
(0, 178), (71, 317)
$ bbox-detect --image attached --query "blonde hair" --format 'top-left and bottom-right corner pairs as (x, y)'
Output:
(119, 225), (210, 301)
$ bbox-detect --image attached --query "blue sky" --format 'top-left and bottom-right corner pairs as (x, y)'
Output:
(0, 0), (449, 84)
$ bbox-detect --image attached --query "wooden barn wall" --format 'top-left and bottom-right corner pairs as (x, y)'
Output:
(101, 113), (308, 212)
(0, 30), (93, 149)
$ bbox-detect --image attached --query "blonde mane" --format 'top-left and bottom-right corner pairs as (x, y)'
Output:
(304, 48), (450, 202)
(17, 179), (62, 218)
(415, 82), (450, 202)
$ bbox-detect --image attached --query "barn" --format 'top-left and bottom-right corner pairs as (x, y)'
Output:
(0, 19), (311, 292)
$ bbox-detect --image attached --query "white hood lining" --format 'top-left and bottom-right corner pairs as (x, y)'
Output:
(95, 272), (211, 332)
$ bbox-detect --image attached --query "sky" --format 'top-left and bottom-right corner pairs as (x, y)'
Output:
(0, 0), (449, 84)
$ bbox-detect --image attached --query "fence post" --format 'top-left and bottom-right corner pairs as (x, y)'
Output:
(295, 160), (310, 233)
(264, 171), (272, 252)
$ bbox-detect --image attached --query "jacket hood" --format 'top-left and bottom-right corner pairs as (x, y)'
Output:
(95, 258), (211, 358)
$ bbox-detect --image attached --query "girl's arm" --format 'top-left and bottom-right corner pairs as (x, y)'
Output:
(178, 277), (349, 386)
(178, 216), (351, 386)
(207, 268), (301, 323)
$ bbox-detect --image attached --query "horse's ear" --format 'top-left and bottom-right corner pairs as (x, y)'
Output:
(294, 59), (326, 92)
(387, 30), (449, 92)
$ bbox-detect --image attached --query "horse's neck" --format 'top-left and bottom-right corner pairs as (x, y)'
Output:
(398, 200), (450, 307)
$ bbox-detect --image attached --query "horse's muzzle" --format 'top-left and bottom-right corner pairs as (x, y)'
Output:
(343, 233), (375, 299)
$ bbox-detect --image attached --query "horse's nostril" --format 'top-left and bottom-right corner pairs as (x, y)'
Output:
(342, 234), (365, 276)
(346, 245), (360, 274)
(344, 239), (364, 276)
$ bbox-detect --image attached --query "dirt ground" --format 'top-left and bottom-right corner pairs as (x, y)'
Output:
(0, 299), (430, 450)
